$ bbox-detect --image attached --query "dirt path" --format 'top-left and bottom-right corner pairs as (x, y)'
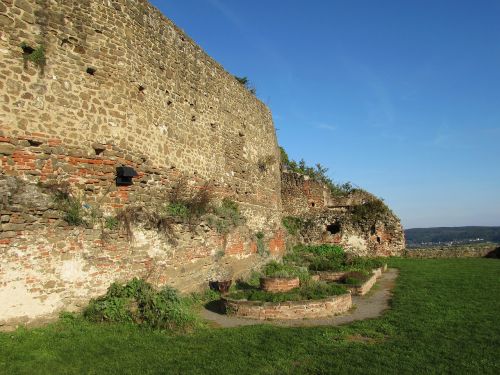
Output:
(201, 268), (398, 328)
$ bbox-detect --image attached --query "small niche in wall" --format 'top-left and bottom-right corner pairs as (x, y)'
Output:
(138, 85), (146, 92)
(20, 44), (35, 55)
(310, 202), (315, 207)
(94, 147), (105, 156)
(377, 236), (382, 244)
(326, 223), (341, 235)
(86, 67), (96, 75)
(116, 166), (138, 186)
(28, 139), (43, 147)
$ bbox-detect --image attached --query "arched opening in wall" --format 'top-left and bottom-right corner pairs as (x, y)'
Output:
(138, 85), (146, 92)
(326, 223), (341, 235)
(370, 225), (376, 235)
(93, 146), (105, 156)
(310, 202), (315, 207)
(86, 67), (96, 75)
(377, 236), (381, 244)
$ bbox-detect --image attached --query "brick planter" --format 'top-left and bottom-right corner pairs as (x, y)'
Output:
(373, 264), (388, 278)
(312, 271), (347, 282)
(345, 273), (378, 296)
(260, 277), (300, 293)
(223, 293), (352, 320)
(372, 268), (383, 278)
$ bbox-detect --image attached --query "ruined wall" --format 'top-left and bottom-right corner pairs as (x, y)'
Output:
(281, 171), (405, 256)
(405, 244), (499, 258)
(0, 0), (284, 326)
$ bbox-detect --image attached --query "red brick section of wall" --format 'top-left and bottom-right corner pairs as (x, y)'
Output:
(260, 277), (300, 293)
(0, 133), (285, 326)
(269, 229), (285, 254)
(224, 293), (352, 320)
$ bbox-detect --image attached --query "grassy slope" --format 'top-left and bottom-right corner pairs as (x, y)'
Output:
(1, 258), (499, 375)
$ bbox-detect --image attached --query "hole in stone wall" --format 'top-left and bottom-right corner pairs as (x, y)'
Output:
(370, 225), (376, 235)
(326, 223), (341, 235)
(86, 67), (96, 75)
(310, 202), (315, 207)
(21, 44), (35, 55)
(28, 139), (43, 147)
(167, 100), (172, 106)
(92, 143), (106, 155)
(191, 115), (196, 122)
(377, 236), (381, 244)
(138, 85), (145, 92)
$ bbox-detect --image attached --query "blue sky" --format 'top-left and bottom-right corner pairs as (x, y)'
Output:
(150, 0), (500, 229)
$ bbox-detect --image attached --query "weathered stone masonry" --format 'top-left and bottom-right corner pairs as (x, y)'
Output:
(281, 171), (405, 257)
(0, 0), (404, 326)
(0, 0), (284, 325)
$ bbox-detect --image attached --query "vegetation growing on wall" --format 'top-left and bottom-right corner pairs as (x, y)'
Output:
(207, 198), (245, 234)
(348, 198), (392, 228)
(20, 42), (46, 72)
(257, 155), (276, 172)
(234, 75), (256, 95)
(279, 146), (354, 196)
(255, 231), (268, 256)
(282, 216), (304, 236)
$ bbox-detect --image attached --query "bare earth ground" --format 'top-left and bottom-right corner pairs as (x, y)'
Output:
(201, 268), (398, 328)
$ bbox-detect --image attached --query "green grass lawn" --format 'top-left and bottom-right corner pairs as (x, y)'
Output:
(1, 258), (499, 374)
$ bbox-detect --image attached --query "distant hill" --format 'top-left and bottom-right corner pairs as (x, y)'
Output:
(405, 226), (500, 247)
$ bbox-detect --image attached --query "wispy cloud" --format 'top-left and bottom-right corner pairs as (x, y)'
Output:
(316, 123), (337, 132)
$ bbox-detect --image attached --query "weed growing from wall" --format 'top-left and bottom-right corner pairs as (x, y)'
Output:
(282, 216), (304, 236)
(257, 155), (276, 172)
(255, 231), (268, 256)
(20, 42), (46, 72)
(234, 75), (256, 95)
(208, 198), (245, 234)
(349, 199), (392, 228)
(104, 216), (119, 230)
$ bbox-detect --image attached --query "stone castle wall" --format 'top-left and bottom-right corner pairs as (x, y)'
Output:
(0, 0), (284, 326)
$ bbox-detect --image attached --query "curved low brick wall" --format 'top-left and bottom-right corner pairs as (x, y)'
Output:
(260, 277), (300, 293)
(223, 293), (352, 320)
(313, 271), (347, 282)
(346, 273), (378, 296)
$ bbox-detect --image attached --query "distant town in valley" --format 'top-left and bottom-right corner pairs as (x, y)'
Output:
(405, 226), (500, 247)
